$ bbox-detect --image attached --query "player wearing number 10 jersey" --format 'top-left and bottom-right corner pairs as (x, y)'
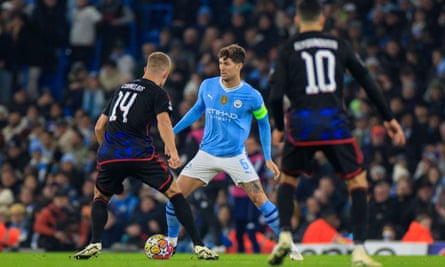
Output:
(267, 1), (406, 266)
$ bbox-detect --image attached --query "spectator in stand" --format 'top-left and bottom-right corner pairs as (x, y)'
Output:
(402, 213), (434, 244)
(0, 206), (21, 251)
(31, 0), (69, 74)
(381, 224), (397, 241)
(82, 75), (105, 120)
(8, 203), (32, 248)
(69, 0), (102, 69)
(96, 0), (134, 62)
(98, 58), (131, 98)
(302, 209), (352, 244)
(402, 178), (437, 231)
(367, 181), (398, 239)
(65, 62), (89, 116)
(7, 12), (46, 101)
(2, 111), (26, 145)
(0, 17), (14, 104)
(413, 146), (439, 181)
(362, 125), (392, 171)
(108, 40), (135, 78)
(53, 119), (75, 154)
(33, 188), (79, 251)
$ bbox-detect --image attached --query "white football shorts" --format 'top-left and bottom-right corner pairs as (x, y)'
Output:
(180, 150), (259, 185)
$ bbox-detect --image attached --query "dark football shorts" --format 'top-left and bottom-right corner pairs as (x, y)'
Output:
(96, 154), (173, 196)
(281, 138), (364, 180)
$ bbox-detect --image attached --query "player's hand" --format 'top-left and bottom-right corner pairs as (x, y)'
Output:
(167, 153), (182, 169)
(272, 129), (284, 146)
(266, 160), (280, 181)
(383, 119), (406, 146)
(164, 145), (171, 157)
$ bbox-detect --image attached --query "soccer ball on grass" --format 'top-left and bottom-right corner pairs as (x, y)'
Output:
(144, 234), (174, 260)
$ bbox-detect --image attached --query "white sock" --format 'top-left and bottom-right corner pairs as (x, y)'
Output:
(167, 237), (178, 247)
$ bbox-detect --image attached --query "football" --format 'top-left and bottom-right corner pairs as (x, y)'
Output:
(144, 234), (174, 260)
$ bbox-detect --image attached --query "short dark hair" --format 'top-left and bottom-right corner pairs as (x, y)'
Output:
(297, 0), (323, 22)
(218, 44), (246, 64)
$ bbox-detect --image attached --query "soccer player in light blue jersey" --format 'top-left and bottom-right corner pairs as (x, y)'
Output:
(165, 44), (303, 260)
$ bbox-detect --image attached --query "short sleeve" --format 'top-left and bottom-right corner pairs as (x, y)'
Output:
(102, 94), (114, 115)
(154, 89), (172, 115)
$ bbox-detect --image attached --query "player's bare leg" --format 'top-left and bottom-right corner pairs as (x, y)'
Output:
(175, 174), (206, 198)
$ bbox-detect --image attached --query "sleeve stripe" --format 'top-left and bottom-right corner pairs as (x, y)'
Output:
(253, 104), (268, 120)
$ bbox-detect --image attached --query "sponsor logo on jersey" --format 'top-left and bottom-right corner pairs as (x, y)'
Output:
(207, 108), (238, 121)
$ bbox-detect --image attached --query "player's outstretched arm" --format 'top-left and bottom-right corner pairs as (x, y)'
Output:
(383, 119), (406, 146)
(157, 112), (181, 169)
(173, 102), (205, 135)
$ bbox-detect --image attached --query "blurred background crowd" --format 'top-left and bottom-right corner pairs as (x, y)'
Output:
(1, 0), (445, 253)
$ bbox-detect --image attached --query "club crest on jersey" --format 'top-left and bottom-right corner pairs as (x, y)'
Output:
(234, 99), (242, 108)
(220, 95), (228, 105)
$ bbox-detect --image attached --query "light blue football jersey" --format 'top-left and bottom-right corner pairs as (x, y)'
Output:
(175, 77), (266, 157)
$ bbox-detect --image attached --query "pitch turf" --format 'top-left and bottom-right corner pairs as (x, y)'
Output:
(0, 253), (443, 267)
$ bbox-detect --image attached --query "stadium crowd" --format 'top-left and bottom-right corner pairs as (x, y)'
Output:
(1, 0), (445, 253)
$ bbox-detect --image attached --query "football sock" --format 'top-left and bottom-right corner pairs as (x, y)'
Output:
(258, 199), (280, 235)
(277, 183), (295, 232)
(169, 194), (204, 246)
(165, 200), (180, 247)
(90, 197), (108, 244)
(350, 188), (368, 244)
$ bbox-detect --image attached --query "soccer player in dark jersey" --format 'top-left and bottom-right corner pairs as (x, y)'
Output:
(267, 1), (405, 266)
(73, 52), (218, 260)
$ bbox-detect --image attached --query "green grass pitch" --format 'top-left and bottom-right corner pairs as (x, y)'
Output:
(0, 253), (443, 267)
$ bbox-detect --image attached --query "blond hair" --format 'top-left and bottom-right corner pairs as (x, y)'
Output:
(146, 52), (171, 74)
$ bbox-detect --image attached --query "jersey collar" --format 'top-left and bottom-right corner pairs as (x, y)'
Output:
(219, 77), (244, 92)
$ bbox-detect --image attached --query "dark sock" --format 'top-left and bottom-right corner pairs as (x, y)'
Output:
(170, 194), (203, 246)
(277, 183), (295, 231)
(350, 188), (367, 244)
(91, 197), (108, 244)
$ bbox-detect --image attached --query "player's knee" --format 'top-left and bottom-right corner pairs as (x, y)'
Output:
(346, 171), (368, 191)
(280, 173), (299, 187)
(164, 181), (180, 198)
(94, 186), (111, 202)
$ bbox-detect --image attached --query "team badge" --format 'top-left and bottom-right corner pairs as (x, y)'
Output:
(220, 95), (228, 105)
(234, 100), (242, 108)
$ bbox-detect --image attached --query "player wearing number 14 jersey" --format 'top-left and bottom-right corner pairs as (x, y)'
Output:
(74, 52), (217, 260)
(267, 1), (406, 266)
